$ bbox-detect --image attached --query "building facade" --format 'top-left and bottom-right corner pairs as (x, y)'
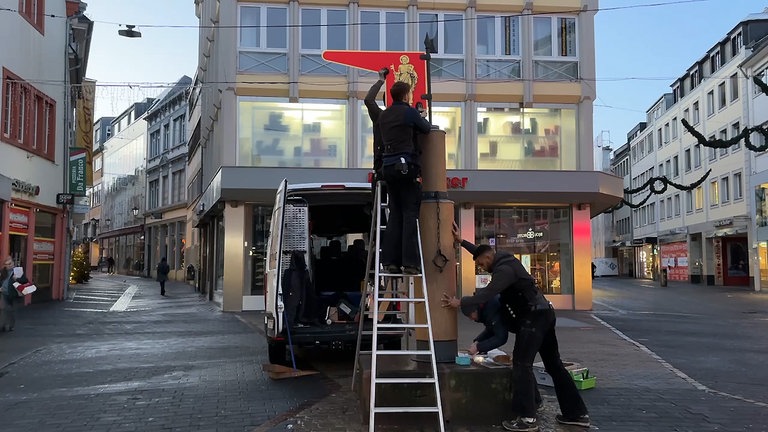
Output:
(607, 141), (634, 277)
(620, 12), (768, 286)
(0, 0), (92, 302)
(742, 36), (768, 291)
(191, 0), (623, 311)
(144, 76), (192, 281)
(98, 100), (154, 276)
(84, 116), (114, 269)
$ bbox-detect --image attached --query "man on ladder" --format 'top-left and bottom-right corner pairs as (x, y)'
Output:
(377, 81), (431, 274)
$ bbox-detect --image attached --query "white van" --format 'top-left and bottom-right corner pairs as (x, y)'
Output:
(264, 179), (400, 364)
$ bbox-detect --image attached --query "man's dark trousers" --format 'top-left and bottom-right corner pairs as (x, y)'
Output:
(381, 165), (421, 269)
(511, 308), (588, 419)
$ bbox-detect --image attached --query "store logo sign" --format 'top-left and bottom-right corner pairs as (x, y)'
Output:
(517, 228), (544, 239)
(11, 179), (40, 196)
(714, 218), (733, 227)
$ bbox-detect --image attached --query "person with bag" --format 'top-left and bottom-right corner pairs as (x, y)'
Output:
(1, 256), (29, 332)
(156, 257), (170, 296)
(377, 81), (431, 275)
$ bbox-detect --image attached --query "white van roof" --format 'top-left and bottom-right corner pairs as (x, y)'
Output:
(286, 182), (371, 192)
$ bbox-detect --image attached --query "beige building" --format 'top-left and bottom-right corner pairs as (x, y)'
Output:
(189, 0), (622, 311)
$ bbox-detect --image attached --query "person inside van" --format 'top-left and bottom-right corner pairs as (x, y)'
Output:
(378, 81), (431, 275)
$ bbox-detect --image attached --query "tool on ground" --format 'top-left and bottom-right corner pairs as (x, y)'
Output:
(352, 180), (445, 432)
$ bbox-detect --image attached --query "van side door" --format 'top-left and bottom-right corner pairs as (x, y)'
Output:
(265, 179), (288, 335)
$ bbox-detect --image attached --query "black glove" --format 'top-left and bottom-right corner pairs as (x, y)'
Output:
(378, 68), (389, 81)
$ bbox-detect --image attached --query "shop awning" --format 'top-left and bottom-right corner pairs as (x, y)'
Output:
(705, 227), (748, 238)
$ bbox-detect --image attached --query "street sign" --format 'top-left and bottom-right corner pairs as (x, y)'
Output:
(69, 148), (88, 196)
(56, 193), (75, 205)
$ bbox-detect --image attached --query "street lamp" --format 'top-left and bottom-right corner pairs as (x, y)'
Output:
(132, 206), (140, 217)
(118, 25), (142, 38)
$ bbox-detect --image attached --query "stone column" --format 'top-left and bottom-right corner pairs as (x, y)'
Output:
(415, 128), (458, 362)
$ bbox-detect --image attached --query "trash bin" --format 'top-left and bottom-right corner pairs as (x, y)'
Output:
(660, 268), (668, 287)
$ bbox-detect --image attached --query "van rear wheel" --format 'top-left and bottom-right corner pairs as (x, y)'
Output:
(268, 339), (288, 365)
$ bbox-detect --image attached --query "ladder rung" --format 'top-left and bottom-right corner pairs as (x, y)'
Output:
(374, 377), (436, 384)
(378, 323), (428, 328)
(360, 330), (406, 335)
(363, 310), (407, 316)
(380, 297), (425, 303)
(373, 406), (440, 414)
(379, 273), (422, 278)
(376, 350), (432, 356)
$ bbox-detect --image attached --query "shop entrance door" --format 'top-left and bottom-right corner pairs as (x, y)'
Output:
(723, 237), (749, 286)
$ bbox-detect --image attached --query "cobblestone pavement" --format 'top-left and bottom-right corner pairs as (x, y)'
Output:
(0, 274), (330, 432)
(3, 275), (767, 431)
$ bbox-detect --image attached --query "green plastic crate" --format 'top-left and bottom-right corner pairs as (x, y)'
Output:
(570, 369), (596, 390)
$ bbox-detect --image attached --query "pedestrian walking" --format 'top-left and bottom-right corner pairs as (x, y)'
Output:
(1, 256), (29, 332)
(107, 256), (115, 274)
(443, 223), (589, 431)
(157, 257), (170, 296)
(378, 81), (431, 275)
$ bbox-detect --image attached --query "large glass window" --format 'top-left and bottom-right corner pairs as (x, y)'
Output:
(360, 10), (406, 51)
(477, 106), (577, 170)
(358, 103), (462, 169)
(475, 207), (573, 295)
(239, 99), (347, 168)
(532, 16), (578, 80)
(300, 8), (348, 75)
(476, 15), (520, 79)
(419, 13), (465, 78)
(250, 206), (272, 296)
(238, 5), (288, 73)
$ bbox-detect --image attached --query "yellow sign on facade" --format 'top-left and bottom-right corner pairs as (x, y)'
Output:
(75, 79), (96, 187)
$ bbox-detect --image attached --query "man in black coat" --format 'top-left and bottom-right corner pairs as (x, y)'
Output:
(443, 224), (589, 432)
(378, 81), (431, 275)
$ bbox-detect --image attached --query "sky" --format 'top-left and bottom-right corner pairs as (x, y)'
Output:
(84, 0), (764, 145)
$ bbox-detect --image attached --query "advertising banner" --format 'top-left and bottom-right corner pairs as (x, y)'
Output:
(8, 206), (30, 235)
(75, 79), (96, 187)
(660, 241), (689, 281)
(33, 237), (56, 263)
(69, 148), (88, 196)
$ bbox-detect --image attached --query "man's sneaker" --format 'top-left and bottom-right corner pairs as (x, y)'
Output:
(556, 414), (590, 428)
(502, 417), (539, 432)
(384, 265), (401, 274)
(403, 266), (421, 275)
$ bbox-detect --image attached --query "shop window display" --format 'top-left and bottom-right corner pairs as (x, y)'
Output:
(474, 207), (572, 295)
(359, 103), (462, 169)
(477, 107), (576, 170)
(239, 99), (347, 168)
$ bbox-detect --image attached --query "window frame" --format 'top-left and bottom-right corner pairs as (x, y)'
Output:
(730, 73), (739, 102)
(358, 9), (407, 52)
(733, 171), (743, 200)
(709, 179), (719, 207)
(237, 5), (289, 74)
(684, 148), (691, 172)
(718, 82), (727, 110)
(1, 67), (56, 161)
(18, 0), (44, 34)
(720, 176), (730, 203)
(671, 117), (678, 139)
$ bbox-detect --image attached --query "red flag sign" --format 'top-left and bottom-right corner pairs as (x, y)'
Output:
(322, 50), (429, 110)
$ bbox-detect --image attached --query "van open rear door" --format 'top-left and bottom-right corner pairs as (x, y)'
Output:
(266, 178), (288, 335)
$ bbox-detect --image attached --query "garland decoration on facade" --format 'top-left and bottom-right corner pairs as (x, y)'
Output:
(603, 76), (768, 215)
(603, 169), (711, 213)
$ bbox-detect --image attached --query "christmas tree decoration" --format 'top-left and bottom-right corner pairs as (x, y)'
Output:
(71, 246), (91, 284)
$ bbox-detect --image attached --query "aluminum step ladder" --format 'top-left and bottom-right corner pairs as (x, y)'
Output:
(352, 180), (445, 432)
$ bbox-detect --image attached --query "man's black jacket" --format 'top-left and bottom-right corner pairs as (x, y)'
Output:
(378, 101), (431, 165)
(364, 79), (385, 173)
(473, 296), (510, 353)
(459, 240), (549, 318)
